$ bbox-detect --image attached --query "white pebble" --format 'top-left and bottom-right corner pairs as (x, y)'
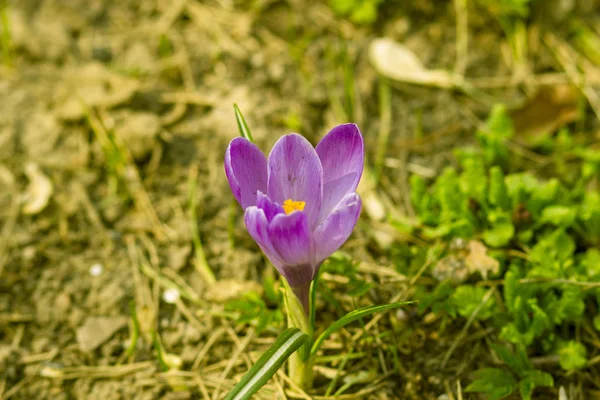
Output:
(89, 263), (103, 276)
(162, 288), (180, 304)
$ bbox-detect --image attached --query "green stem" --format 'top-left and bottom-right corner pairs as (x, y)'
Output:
(291, 282), (310, 316)
(283, 280), (314, 391)
(288, 347), (314, 391)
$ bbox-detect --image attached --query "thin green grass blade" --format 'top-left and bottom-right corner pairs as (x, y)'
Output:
(224, 327), (308, 400)
(310, 301), (415, 358)
(234, 104), (254, 142)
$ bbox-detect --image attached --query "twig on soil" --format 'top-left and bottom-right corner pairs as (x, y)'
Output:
(40, 361), (155, 380)
(0, 313), (32, 325)
(194, 374), (211, 400)
(277, 371), (313, 400)
(211, 328), (255, 400)
(155, 0), (188, 34)
(1, 376), (32, 400)
(71, 182), (113, 247)
(139, 256), (201, 303)
(175, 297), (205, 333)
(454, 0), (468, 77)
(545, 32), (600, 118)
(0, 0), (13, 67)
(469, 71), (600, 88)
(188, 163), (217, 284)
(85, 107), (174, 241)
(192, 326), (227, 370)
(0, 197), (18, 278)
(160, 91), (216, 106)
(126, 236), (157, 340)
(20, 349), (59, 364)
(168, 31), (196, 91)
(374, 78), (391, 186)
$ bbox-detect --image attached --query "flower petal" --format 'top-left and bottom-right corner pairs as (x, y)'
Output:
(268, 211), (316, 286)
(267, 134), (323, 230)
(313, 193), (361, 264)
(256, 191), (284, 223)
(244, 206), (285, 269)
(315, 124), (364, 222)
(225, 137), (268, 209)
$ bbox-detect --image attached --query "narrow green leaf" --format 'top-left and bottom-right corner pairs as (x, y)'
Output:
(310, 268), (321, 333)
(224, 328), (308, 400)
(310, 301), (415, 358)
(234, 104), (254, 142)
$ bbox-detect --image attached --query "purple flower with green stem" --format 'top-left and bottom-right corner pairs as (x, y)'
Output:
(225, 124), (363, 313)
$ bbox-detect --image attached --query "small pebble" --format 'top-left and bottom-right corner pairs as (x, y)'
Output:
(89, 263), (103, 276)
(162, 288), (180, 304)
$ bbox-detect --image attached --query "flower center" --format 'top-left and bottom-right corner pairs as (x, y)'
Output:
(282, 199), (306, 214)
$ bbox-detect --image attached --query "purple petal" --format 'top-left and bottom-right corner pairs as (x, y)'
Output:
(268, 211), (316, 286)
(225, 137), (268, 209)
(313, 193), (361, 265)
(315, 124), (364, 223)
(256, 191), (284, 223)
(267, 134), (323, 230)
(244, 206), (285, 269)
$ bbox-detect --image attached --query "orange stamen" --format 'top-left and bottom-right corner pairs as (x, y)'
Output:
(283, 199), (306, 214)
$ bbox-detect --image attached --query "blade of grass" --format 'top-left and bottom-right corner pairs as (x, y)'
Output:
(309, 268), (321, 333)
(152, 331), (169, 372)
(374, 78), (391, 185)
(188, 164), (216, 284)
(234, 104), (254, 142)
(0, 0), (13, 67)
(126, 300), (140, 358)
(310, 301), (415, 358)
(223, 328), (308, 400)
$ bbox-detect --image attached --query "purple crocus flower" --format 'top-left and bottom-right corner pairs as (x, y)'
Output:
(225, 124), (363, 311)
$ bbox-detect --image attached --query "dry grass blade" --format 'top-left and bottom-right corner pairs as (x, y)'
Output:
(40, 361), (155, 380)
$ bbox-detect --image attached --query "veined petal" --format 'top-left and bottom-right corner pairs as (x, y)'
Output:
(315, 124), (364, 223)
(313, 193), (362, 265)
(268, 211), (316, 286)
(256, 191), (284, 223)
(244, 206), (285, 269)
(267, 134), (323, 230)
(225, 137), (268, 209)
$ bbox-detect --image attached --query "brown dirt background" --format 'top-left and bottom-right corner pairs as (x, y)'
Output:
(1, 0), (599, 399)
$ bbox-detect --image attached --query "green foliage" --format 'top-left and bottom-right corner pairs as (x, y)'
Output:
(328, 0), (384, 25)
(451, 285), (496, 320)
(466, 345), (553, 400)
(477, 0), (531, 18)
(402, 104), (600, 398)
(483, 210), (514, 247)
(519, 370), (554, 400)
(477, 104), (513, 167)
(559, 341), (587, 370)
(414, 280), (455, 316)
(466, 368), (517, 399)
(226, 288), (284, 334)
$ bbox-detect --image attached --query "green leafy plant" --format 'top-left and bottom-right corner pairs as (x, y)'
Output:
(225, 289), (284, 334)
(403, 104), (600, 398)
(466, 344), (553, 400)
(328, 0), (385, 25)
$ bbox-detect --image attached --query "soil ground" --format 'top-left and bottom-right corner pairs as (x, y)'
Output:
(1, 0), (599, 399)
